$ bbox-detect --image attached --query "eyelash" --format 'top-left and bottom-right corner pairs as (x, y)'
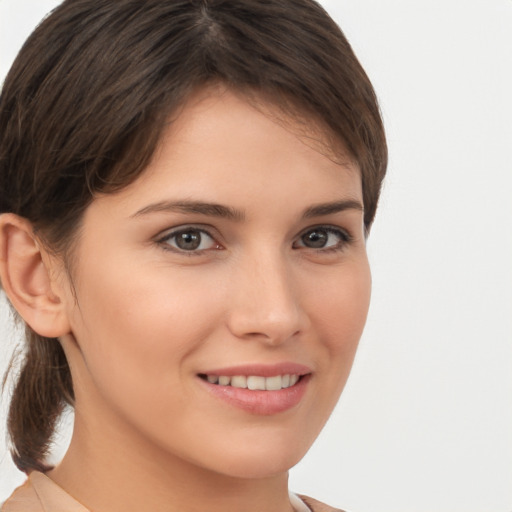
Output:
(156, 225), (353, 256)
(156, 227), (221, 255)
(293, 226), (353, 253)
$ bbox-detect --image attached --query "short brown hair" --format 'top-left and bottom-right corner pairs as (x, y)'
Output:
(0, 0), (387, 472)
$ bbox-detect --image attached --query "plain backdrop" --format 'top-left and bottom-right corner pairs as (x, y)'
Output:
(1, 1), (511, 511)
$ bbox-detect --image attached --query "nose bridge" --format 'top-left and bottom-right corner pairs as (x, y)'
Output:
(227, 246), (305, 343)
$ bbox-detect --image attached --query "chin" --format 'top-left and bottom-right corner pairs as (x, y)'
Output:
(196, 437), (312, 480)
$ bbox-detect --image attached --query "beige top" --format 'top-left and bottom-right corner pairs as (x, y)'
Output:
(1, 472), (345, 512)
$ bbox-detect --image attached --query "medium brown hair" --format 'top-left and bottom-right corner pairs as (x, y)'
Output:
(0, 0), (387, 473)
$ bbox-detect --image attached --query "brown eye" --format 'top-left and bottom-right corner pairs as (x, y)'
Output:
(160, 228), (217, 252)
(301, 229), (329, 248)
(295, 226), (351, 251)
(175, 230), (202, 250)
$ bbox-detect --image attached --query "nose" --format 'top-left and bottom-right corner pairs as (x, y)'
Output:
(226, 250), (308, 345)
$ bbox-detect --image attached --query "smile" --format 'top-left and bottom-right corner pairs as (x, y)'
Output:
(199, 374), (301, 390)
(198, 369), (311, 415)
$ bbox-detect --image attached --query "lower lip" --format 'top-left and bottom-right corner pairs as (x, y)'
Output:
(198, 375), (310, 415)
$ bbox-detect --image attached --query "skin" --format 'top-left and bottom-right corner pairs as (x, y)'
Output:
(2, 88), (371, 512)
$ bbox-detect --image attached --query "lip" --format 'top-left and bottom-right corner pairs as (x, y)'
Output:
(199, 362), (312, 377)
(197, 362), (312, 415)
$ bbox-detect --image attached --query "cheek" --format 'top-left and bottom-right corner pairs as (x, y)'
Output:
(308, 258), (371, 346)
(67, 259), (224, 409)
(304, 259), (371, 392)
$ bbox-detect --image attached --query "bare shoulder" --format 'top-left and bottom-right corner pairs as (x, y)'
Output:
(299, 494), (347, 512)
(1, 479), (42, 512)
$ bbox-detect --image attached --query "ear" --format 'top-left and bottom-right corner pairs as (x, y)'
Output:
(0, 213), (71, 338)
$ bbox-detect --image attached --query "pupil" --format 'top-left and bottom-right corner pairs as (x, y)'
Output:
(176, 231), (201, 250)
(304, 230), (327, 248)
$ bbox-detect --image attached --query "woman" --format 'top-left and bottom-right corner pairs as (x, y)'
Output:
(0, 0), (386, 511)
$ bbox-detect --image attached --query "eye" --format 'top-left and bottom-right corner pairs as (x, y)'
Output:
(294, 226), (351, 251)
(158, 227), (220, 253)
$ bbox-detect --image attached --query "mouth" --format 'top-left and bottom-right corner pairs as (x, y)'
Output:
(198, 373), (302, 390)
(197, 365), (311, 415)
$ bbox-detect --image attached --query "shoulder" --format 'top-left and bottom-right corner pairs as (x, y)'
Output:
(1, 478), (43, 512)
(298, 494), (348, 512)
(1, 472), (89, 512)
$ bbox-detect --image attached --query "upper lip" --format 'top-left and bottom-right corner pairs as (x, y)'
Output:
(198, 362), (312, 377)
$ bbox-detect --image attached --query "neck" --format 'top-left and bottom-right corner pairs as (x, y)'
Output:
(49, 408), (294, 512)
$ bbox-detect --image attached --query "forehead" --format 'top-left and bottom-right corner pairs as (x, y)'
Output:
(175, 85), (355, 165)
(145, 88), (357, 183)
(92, 87), (362, 219)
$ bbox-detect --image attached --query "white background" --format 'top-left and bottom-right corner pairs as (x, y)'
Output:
(1, 1), (511, 511)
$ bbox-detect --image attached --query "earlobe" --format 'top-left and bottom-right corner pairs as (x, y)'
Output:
(0, 213), (71, 338)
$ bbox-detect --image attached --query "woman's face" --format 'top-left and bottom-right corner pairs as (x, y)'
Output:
(58, 88), (371, 479)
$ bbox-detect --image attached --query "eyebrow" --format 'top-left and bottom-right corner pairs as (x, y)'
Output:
(131, 200), (245, 221)
(131, 198), (363, 221)
(302, 199), (364, 218)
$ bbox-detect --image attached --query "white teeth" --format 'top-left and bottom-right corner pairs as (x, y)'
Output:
(265, 375), (282, 391)
(218, 376), (231, 386)
(204, 373), (302, 390)
(230, 375), (247, 388)
(247, 376), (266, 390)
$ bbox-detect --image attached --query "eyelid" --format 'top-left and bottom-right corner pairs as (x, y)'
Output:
(153, 223), (354, 256)
(155, 225), (223, 254)
(293, 224), (353, 251)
